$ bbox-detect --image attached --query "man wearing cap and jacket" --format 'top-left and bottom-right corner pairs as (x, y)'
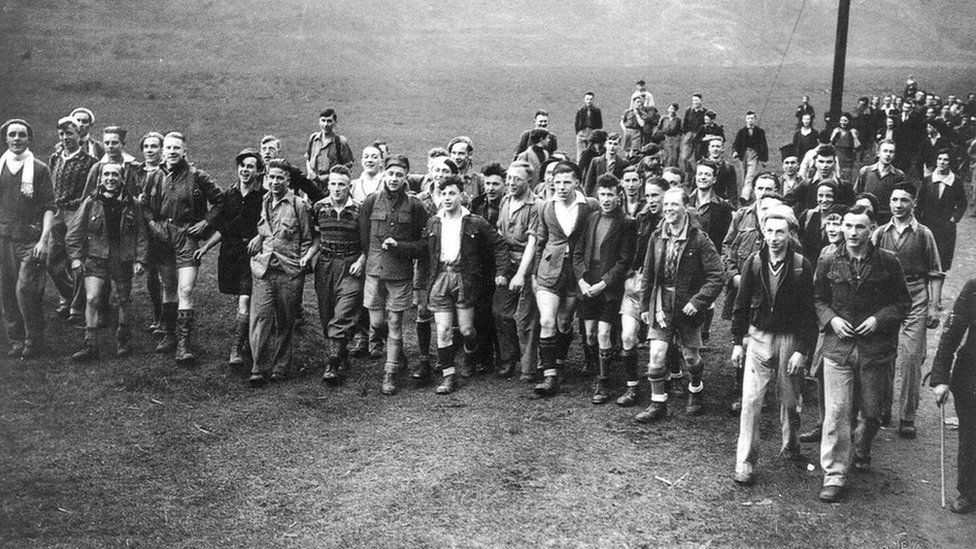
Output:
(0, 119), (56, 358)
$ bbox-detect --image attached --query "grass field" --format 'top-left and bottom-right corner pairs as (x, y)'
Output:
(3, 1), (976, 547)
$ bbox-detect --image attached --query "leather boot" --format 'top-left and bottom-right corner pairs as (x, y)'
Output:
(581, 343), (597, 376)
(322, 338), (340, 385)
(116, 324), (132, 357)
(72, 329), (98, 362)
(616, 385), (639, 407)
(175, 309), (196, 365)
(155, 302), (177, 353)
(435, 364), (456, 395)
(459, 339), (476, 379)
(635, 376), (669, 422)
(496, 361), (515, 378)
(534, 335), (560, 397)
(616, 349), (640, 407)
(591, 349), (613, 405)
(229, 313), (248, 365)
(686, 381), (705, 416)
(635, 400), (668, 423)
(381, 363), (397, 395)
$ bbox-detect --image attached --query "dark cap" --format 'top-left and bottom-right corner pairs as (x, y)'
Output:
(384, 154), (410, 172)
(235, 148), (265, 171)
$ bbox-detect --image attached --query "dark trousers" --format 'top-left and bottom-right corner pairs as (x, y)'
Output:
(314, 254), (363, 341)
(957, 399), (976, 499)
(250, 269), (304, 376)
(0, 237), (46, 345)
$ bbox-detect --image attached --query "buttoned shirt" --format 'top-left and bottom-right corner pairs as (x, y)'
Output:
(495, 192), (539, 271)
(873, 216), (944, 280)
(854, 162), (906, 221)
(251, 190), (312, 278)
(438, 207), (467, 262)
(305, 132), (353, 179)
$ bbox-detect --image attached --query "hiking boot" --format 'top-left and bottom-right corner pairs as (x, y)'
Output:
(635, 401), (668, 423)
(615, 386), (639, 407)
(381, 372), (397, 395)
(533, 374), (560, 397)
(591, 378), (610, 405)
(435, 374), (455, 395)
(686, 392), (704, 416)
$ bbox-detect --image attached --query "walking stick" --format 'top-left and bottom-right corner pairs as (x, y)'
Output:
(940, 403), (946, 509)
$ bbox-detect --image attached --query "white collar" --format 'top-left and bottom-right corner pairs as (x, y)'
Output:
(439, 206), (469, 220)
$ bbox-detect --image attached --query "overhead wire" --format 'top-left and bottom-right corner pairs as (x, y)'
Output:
(759, 0), (809, 122)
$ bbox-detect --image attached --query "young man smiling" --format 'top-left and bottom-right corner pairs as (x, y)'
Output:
(574, 174), (636, 404)
(424, 175), (496, 394)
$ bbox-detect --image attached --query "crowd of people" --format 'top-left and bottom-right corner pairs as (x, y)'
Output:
(1, 75), (975, 510)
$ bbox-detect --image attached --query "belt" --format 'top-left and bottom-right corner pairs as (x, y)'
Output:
(438, 261), (460, 273)
(904, 274), (926, 283)
(319, 241), (361, 257)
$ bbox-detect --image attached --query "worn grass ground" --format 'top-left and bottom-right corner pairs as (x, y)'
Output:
(3, 1), (976, 547)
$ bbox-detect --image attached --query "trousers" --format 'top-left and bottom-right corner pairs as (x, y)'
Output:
(735, 330), (803, 476)
(250, 268), (304, 376)
(0, 237), (46, 345)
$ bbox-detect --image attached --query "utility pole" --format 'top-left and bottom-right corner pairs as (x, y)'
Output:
(829, 0), (851, 129)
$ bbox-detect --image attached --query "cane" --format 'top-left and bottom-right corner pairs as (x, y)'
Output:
(940, 402), (946, 509)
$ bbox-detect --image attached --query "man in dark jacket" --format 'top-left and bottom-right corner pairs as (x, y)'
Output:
(141, 132), (223, 365)
(573, 174), (636, 405)
(929, 278), (976, 514)
(814, 204), (911, 503)
(730, 204), (817, 486)
(636, 187), (724, 421)
(574, 91), (603, 161)
(66, 162), (147, 361)
(731, 111), (769, 203)
(425, 175), (496, 394)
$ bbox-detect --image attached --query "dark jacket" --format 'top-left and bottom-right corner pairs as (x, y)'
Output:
(359, 187), (429, 281)
(141, 159), (223, 227)
(732, 126), (769, 163)
(639, 216), (725, 325)
(630, 207), (660, 273)
(584, 154), (626, 197)
(213, 185), (266, 295)
(66, 192), (147, 264)
(688, 191), (733, 252)
(731, 246), (818, 355)
(575, 105), (603, 133)
(814, 243), (911, 364)
(917, 174), (968, 228)
(533, 194), (598, 290)
(929, 278), (976, 399)
(572, 208), (636, 301)
(424, 212), (496, 300)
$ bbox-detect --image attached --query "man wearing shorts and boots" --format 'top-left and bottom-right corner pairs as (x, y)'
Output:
(141, 132), (223, 364)
(636, 187), (724, 421)
(573, 174), (636, 404)
(359, 155), (430, 395)
(425, 175), (496, 394)
(67, 162), (147, 360)
(531, 161), (598, 397)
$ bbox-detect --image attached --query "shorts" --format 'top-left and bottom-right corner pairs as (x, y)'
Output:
(149, 220), (200, 268)
(84, 257), (133, 282)
(648, 320), (702, 349)
(619, 272), (642, 321)
(579, 295), (623, 323)
(364, 274), (413, 312)
(428, 270), (475, 312)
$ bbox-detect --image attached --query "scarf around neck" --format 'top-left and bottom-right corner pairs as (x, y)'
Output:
(0, 149), (35, 197)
